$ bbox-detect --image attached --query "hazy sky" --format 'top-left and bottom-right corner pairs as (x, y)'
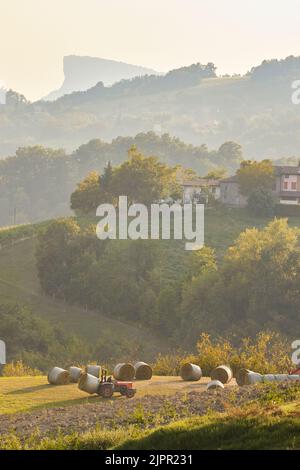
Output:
(1, 0), (300, 101)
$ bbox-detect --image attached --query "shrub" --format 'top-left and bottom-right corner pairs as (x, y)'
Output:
(152, 352), (185, 376)
(2, 361), (41, 377)
(152, 331), (292, 377)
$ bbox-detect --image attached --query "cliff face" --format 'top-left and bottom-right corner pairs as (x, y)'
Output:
(44, 55), (159, 101)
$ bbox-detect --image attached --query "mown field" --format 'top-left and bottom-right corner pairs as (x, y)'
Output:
(0, 375), (226, 415)
(0, 375), (299, 450)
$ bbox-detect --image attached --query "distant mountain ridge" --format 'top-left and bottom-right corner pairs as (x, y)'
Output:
(43, 55), (160, 101)
(2, 56), (300, 159)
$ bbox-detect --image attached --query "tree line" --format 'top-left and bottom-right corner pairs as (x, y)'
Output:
(36, 217), (300, 343)
(0, 134), (242, 226)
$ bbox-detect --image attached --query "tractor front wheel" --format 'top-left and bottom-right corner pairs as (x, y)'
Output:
(126, 389), (136, 398)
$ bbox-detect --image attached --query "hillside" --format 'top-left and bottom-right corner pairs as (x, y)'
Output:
(0, 225), (169, 361)
(43, 55), (159, 101)
(1, 56), (300, 158)
(1, 208), (300, 357)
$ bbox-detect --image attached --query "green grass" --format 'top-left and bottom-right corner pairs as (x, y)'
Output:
(116, 411), (300, 450)
(204, 206), (300, 257)
(1, 402), (299, 450)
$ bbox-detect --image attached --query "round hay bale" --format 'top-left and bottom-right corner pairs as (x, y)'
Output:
(180, 363), (202, 381)
(211, 365), (233, 384)
(273, 374), (290, 382)
(86, 365), (102, 378)
(287, 375), (300, 382)
(207, 380), (224, 390)
(78, 373), (100, 395)
(48, 367), (70, 385)
(69, 366), (83, 383)
(236, 368), (253, 386)
(113, 363), (135, 381)
(244, 372), (263, 385)
(134, 362), (153, 380)
(263, 374), (298, 383)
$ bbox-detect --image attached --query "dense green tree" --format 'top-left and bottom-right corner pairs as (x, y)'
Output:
(70, 171), (102, 215)
(247, 187), (276, 216)
(0, 304), (85, 371)
(110, 146), (181, 205)
(180, 219), (300, 341)
(237, 159), (275, 197)
(36, 218), (80, 296)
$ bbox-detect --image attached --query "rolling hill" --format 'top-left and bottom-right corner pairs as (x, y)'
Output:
(0, 223), (170, 361)
(2, 56), (300, 158)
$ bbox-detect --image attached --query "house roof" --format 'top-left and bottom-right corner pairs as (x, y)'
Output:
(182, 178), (220, 187)
(220, 175), (238, 183)
(274, 165), (300, 176)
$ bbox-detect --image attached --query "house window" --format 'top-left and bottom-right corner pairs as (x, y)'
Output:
(291, 182), (297, 191)
(283, 182), (288, 190)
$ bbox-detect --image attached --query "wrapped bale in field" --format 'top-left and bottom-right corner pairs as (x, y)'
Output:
(180, 363), (202, 381)
(113, 363), (135, 381)
(236, 368), (254, 386)
(244, 372), (300, 385)
(134, 362), (153, 380)
(262, 374), (300, 383)
(244, 372), (263, 385)
(69, 366), (83, 383)
(86, 365), (102, 378)
(78, 373), (100, 395)
(211, 365), (233, 384)
(48, 367), (70, 385)
(207, 380), (224, 390)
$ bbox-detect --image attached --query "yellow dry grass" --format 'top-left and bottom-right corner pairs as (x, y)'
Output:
(0, 375), (237, 415)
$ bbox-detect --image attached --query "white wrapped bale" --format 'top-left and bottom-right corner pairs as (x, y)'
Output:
(48, 367), (70, 385)
(207, 380), (224, 390)
(211, 365), (233, 384)
(78, 373), (100, 395)
(180, 363), (202, 381)
(134, 362), (153, 380)
(86, 365), (102, 378)
(113, 363), (135, 381)
(69, 366), (83, 383)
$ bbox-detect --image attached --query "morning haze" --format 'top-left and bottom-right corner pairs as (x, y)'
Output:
(1, 0), (300, 100)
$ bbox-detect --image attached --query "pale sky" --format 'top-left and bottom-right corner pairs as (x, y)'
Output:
(1, 0), (300, 101)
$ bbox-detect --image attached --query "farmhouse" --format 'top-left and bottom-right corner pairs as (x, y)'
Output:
(182, 178), (220, 204)
(220, 175), (248, 207)
(220, 163), (300, 207)
(275, 165), (300, 205)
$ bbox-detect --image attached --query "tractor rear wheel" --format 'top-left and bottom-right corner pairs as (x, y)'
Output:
(100, 383), (114, 398)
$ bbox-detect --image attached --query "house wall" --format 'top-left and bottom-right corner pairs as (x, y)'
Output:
(278, 174), (300, 192)
(220, 182), (248, 207)
(183, 185), (220, 203)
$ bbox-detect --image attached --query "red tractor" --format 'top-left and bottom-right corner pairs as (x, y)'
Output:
(97, 369), (136, 399)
